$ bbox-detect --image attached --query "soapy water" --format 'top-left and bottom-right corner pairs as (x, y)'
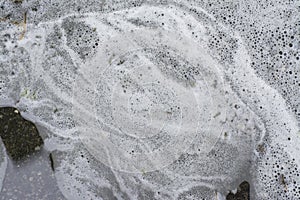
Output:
(74, 28), (227, 173)
(0, 1), (299, 199)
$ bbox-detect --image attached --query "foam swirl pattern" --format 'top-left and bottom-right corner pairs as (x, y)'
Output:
(0, 0), (299, 199)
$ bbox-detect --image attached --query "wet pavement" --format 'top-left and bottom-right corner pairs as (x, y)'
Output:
(0, 107), (65, 199)
(0, 107), (43, 160)
(226, 181), (250, 200)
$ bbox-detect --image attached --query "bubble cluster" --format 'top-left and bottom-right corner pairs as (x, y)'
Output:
(177, 186), (216, 200)
(255, 144), (300, 199)
(62, 17), (99, 60)
(201, 0), (300, 124)
(0, 33), (32, 102)
(41, 25), (78, 97)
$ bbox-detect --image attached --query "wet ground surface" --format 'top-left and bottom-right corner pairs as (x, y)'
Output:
(0, 107), (43, 160)
(226, 181), (250, 200)
(0, 107), (65, 199)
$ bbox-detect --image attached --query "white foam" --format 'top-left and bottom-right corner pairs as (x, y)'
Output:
(0, 1), (298, 199)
